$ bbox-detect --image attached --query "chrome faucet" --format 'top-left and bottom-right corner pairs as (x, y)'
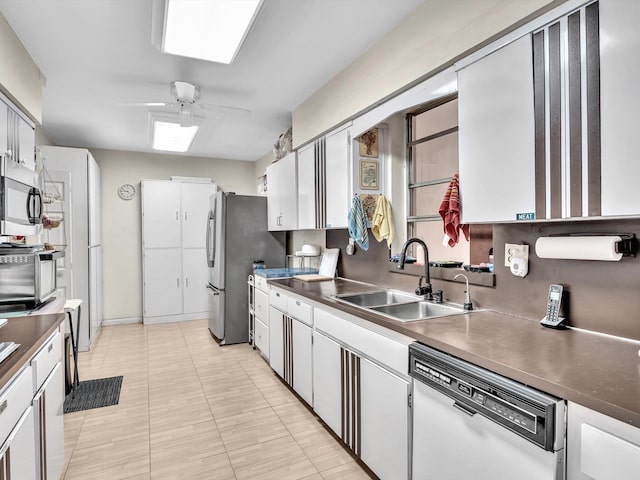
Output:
(453, 273), (473, 311)
(398, 238), (433, 301)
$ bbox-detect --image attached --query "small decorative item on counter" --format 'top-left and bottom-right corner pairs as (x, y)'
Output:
(252, 260), (265, 271)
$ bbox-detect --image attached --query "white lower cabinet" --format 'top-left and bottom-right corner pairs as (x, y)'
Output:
(182, 249), (208, 314)
(312, 331), (342, 436)
(567, 401), (640, 480)
(269, 306), (284, 379)
(34, 364), (65, 480)
(0, 406), (37, 480)
(254, 317), (269, 358)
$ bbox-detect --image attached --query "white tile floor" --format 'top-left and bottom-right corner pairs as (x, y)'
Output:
(62, 320), (374, 480)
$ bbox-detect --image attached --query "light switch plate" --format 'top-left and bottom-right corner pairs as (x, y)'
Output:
(504, 243), (529, 267)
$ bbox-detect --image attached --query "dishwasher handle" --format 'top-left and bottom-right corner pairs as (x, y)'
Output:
(453, 401), (477, 417)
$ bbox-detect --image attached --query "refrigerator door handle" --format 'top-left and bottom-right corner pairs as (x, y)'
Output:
(206, 284), (220, 295)
(206, 211), (215, 268)
(211, 208), (217, 267)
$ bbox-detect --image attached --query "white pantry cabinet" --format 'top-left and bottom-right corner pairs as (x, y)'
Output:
(567, 401), (640, 480)
(267, 152), (298, 231)
(182, 249), (209, 314)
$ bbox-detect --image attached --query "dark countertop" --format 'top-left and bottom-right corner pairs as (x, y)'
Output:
(0, 313), (65, 390)
(269, 277), (640, 428)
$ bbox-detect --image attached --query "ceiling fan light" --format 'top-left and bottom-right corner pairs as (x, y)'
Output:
(162, 0), (263, 64)
(152, 120), (199, 152)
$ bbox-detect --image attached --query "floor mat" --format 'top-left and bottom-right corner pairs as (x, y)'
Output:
(63, 376), (123, 414)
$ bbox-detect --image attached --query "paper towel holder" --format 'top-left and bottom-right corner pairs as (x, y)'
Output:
(547, 232), (637, 257)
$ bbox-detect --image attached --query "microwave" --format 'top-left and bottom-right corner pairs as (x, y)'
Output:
(0, 247), (64, 308)
(0, 155), (42, 236)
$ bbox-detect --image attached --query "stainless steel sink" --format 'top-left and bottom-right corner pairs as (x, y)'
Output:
(370, 301), (468, 322)
(333, 290), (419, 307)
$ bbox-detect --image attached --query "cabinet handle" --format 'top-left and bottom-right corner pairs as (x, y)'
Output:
(296, 301), (300, 306)
(0, 399), (7, 415)
(175, 211), (179, 221)
(186, 277), (189, 287)
(176, 278), (180, 288)
(48, 343), (53, 353)
(275, 292), (280, 297)
(184, 211), (188, 220)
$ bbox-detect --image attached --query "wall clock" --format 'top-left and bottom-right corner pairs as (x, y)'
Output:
(118, 183), (136, 200)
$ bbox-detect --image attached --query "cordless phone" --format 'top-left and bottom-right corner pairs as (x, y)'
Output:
(540, 284), (566, 329)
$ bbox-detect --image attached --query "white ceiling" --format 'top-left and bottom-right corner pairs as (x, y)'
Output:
(0, 0), (425, 161)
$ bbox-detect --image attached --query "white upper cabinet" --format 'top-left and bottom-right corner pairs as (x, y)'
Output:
(599, 0), (640, 216)
(142, 181), (181, 248)
(17, 116), (35, 172)
(296, 143), (316, 230)
(266, 151), (298, 231)
(181, 182), (216, 248)
(324, 124), (351, 229)
(457, 34), (536, 224)
(0, 101), (6, 156)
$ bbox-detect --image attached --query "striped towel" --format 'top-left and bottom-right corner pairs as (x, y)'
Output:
(438, 172), (469, 247)
(348, 195), (369, 251)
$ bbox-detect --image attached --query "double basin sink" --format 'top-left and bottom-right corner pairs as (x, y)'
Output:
(331, 289), (474, 322)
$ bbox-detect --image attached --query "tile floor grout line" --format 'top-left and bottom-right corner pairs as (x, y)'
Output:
(145, 323), (153, 478)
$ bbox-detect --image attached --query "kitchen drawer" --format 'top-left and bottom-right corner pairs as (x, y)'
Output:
(255, 275), (268, 292)
(30, 330), (62, 392)
(255, 289), (269, 323)
(0, 366), (33, 445)
(254, 318), (269, 359)
(288, 296), (312, 326)
(269, 288), (288, 313)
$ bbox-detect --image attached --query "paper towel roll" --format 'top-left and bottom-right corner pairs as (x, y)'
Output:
(535, 236), (622, 261)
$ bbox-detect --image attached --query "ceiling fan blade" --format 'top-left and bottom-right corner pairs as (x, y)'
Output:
(200, 103), (251, 117)
(116, 102), (169, 107)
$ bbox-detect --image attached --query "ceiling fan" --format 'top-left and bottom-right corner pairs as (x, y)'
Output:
(119, 81), (250, 126)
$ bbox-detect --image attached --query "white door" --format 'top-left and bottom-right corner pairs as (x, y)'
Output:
(268, 306), (284, 379)
(143, 248), (182, 318)
(312, 331), (342, 436)
(182, 248), (208, 314)
(4, 407), (37, 480)
(89, 245), (103, 343)
(87, 153), (101, 246)
(292, 319), (312, 405)
(42, 169), (73, 301)
(360, 358), (409, 480)
(297, 143), (316, 230)
(141, 181), (181, 248)
(266, 161), (282, 231)
(181, 182), (215, 249)
(324, 126), (351, 229)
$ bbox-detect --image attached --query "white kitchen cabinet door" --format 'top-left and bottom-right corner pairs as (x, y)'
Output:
(18, 116), (35, 172)
(312, 330), (342, 437)
(88, 245), (103, 346)
(360, 357), (410, 480)
(254, 288), (269, 325)
(458, 34), (536, 223)
(182, 248), (208, 314)
(324, 125), (351, 229)
(142, 181), (181, 248)
(34, 364), (65, 480)
(0, 101), (7, 156)
(567, 402), (640, 480)
(143, 248), (182, 317)
(266, 152), (297, 231)
(1, 407), (37, 480)
(600, 0), (640, 216)
(181, 182), (216, 248)
(254, 317), (269, 359)
(269, 306), (284, 379)
(297, 143), (316, 230)
(87, 153), (101, 246)
(292, 319), (312, 405)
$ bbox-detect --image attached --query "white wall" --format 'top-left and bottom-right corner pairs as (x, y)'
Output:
(0, 11), (43, 123)
(92, 148), (255, 323)
(292, 0), (561, 148)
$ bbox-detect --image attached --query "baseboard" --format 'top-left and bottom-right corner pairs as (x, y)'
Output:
(102, 316), (143, 326)
(143, 312), (208, 325)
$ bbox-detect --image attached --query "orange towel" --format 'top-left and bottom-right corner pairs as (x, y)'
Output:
(438, 172), (469, 247)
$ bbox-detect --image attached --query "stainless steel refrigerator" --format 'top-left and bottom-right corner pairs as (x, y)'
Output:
(206, 192), (285, 344)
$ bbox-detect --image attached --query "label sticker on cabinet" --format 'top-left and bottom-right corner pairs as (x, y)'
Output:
(516, 212), (535, 221)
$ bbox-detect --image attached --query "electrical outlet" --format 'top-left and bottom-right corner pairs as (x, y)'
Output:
(504, 243), (529, 267)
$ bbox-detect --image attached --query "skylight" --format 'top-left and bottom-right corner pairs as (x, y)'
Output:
(162, 0), (263, 64)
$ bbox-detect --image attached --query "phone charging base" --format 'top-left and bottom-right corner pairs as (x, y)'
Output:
(540, 316), (567, 329)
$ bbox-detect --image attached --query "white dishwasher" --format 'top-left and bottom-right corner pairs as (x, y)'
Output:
(409, 343), (566, 480)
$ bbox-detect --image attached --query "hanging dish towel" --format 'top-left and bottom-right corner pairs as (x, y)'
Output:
(438, 172), (469, 247)
(371, 194), (395, 248)
(348, 194), (369, 251)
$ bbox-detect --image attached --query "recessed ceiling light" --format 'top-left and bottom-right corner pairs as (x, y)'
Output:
(162, 0), (263, 64)
(152, 119), (200, 152)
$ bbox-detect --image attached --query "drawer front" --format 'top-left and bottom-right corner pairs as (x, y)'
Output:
(269, 288), (288, 313)
(0, 366), (33, 445)
(288, 296), (312, 326)
(31, 330), (62, 391)
(255, 275), (268, 292)
(255, 289), (269, 323)
(254, 318), (269, 359)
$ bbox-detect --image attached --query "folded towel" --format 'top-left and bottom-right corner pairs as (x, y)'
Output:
(371, 194), (395, 248)
(348, 195), (369, 251)
(438, 172), (469, 247)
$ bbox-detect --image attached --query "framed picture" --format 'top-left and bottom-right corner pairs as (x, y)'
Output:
(358, 128), (379, 157)
(359, 160), (379, 190)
